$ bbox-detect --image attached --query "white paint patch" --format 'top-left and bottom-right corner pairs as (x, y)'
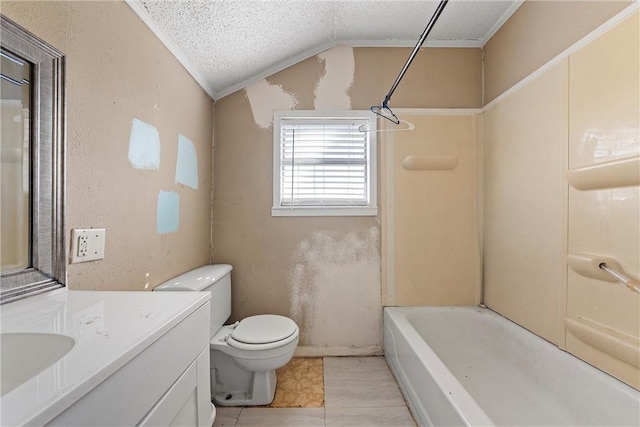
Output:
(288, 227), (381, 348)
(314, 45), (354, 110)
(244, 79), (298, 129)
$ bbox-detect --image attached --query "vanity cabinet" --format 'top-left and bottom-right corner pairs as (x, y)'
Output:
(138, 348), (210, 426)
(46, 301), (212, 427)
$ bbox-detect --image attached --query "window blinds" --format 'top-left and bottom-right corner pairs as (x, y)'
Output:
(279, 118), (370, 207)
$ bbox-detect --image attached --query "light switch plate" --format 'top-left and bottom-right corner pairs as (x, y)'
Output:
(70, 228), (106, 263)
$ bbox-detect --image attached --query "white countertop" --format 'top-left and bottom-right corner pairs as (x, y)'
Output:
(0, 289), (210, 426)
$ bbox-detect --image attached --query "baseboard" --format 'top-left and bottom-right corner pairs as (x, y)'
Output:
(294, 345), (383, 357)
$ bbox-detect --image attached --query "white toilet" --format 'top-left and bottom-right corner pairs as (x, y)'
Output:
(154, 264), (299, 406)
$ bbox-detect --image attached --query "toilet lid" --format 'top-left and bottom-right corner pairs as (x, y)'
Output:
(231, 315), (297, 345)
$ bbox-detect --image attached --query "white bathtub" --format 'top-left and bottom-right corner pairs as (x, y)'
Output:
(384, 306), (640, 426)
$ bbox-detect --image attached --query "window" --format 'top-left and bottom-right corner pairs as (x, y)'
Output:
(272, 110), (377, 217)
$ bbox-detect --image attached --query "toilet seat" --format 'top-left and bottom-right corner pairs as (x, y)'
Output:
(227, 315), (298, 351)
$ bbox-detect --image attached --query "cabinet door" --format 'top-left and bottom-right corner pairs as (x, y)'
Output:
(138, 348), (212, 427)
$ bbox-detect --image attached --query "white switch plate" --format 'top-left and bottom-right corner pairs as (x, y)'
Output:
(70, 228), (106, 263)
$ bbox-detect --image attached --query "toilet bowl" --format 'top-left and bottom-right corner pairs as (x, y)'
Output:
(209, 314), (298, 405)
(154, 264), (299, 406)
(212, 315), (299, 369)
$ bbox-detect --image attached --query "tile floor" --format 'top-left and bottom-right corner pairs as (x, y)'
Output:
(213, 357), (416, 427)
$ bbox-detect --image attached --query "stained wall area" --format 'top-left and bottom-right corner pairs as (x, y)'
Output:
(212, 47), (482, 354)
(483, 9), (639, 388)
(1, 1), (214, 290)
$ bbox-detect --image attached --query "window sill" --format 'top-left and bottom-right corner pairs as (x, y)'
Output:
(271, 206), (378, 217)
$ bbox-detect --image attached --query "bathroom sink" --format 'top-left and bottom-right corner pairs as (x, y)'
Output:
(0, 332), (75, 396)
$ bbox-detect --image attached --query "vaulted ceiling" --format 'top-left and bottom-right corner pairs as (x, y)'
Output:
(127, 1), (522, 100)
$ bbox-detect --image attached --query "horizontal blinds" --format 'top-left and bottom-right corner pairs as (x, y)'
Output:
(280, 118), (369, 206)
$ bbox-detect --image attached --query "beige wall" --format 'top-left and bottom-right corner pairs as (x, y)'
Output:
(213, 47), (482, 354)
(483, 10), (639, 388)
(1, 1), (214, 290)
(483, 0), (631, 104)
(351, 48), (482, 109)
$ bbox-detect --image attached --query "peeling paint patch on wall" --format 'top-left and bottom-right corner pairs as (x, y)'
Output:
(128, 118), (160, 170)
(157, 190), (179, 234)
(175, 134), (198, 189)
(314, 46), (355, 110)
(245, 79), (298, 129)
(288, 227), (381, 348)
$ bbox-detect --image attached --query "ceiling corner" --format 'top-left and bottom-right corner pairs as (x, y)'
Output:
(480, 0), (525, 46)
(214, 41), (336, 100)
(125, 0), (219, 100)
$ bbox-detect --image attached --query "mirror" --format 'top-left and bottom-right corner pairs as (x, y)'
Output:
(0, 15), (66, 303)
(1, 50), (31, 273)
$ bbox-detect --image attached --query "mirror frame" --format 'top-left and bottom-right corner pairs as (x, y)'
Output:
(1, 15), (66, 303)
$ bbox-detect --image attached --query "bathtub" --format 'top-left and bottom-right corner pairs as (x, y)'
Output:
(384, 306), (640, 426)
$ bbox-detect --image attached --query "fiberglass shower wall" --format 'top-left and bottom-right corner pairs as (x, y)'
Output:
(483, 11), (639, 389)
(381, 111), (482, 307)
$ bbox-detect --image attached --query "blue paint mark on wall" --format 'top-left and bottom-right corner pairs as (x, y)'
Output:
(128, 119), (161, 170)
(157, 190), (179, 234)
(175, 134), (198, 189)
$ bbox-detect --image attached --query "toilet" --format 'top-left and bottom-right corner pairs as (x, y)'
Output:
(154, 264), (299, 406)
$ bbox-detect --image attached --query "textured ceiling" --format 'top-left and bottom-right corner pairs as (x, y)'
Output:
(127, 1), (522, 100)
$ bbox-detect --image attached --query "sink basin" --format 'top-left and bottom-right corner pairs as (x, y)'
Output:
(1, 332), (75, 396)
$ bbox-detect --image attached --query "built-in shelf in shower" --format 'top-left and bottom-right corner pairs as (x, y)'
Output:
(564, 316), (640, 369)
(566, 155), (639, 190)
(402, 154), (458, 171)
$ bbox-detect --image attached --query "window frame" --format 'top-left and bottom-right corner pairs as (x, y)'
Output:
(272, 110), (377, 217)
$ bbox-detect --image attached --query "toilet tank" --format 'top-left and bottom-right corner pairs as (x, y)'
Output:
(154, 264), (232, 337)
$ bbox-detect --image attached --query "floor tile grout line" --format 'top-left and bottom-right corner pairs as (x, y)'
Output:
(325, 405), (413, 409)
(214, 356), (416, 427)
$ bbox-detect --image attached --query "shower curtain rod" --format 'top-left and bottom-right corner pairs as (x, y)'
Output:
(370, 0), (449, 125)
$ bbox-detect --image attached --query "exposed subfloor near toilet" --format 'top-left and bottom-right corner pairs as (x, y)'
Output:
(266, 357), (324, 408)
(213, 356), (416, 427)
